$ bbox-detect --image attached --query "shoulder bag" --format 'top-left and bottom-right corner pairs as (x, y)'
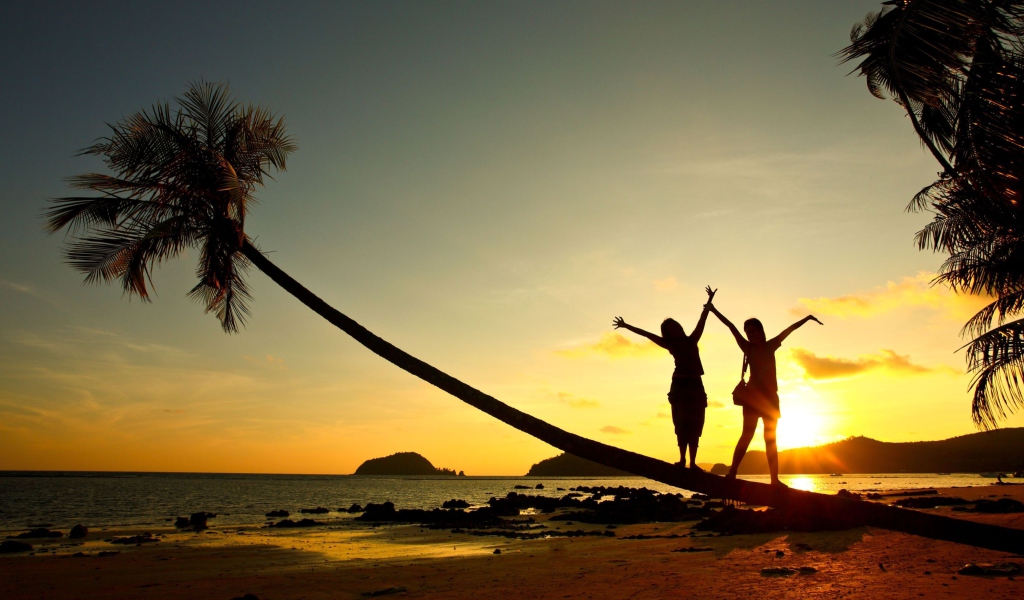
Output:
(732, 355), (755, 407)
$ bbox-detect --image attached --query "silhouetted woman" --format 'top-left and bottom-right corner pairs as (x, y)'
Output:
(612, 286), (717, 468)
(707, 303), (821, 486)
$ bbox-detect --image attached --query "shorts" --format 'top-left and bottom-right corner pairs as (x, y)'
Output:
(671, 402), (706, 442)
(668, 377), (707, 442)
(742, 386), (780, 420)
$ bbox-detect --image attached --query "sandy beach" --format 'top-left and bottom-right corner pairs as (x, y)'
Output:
(2, 484), (1022, 599)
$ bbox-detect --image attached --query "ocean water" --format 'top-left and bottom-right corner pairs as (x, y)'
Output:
(0, 471), (1003, 533)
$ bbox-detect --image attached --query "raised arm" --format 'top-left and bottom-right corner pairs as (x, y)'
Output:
(689, 286), (717, 343)
(708, 305), (748, 351)
(770, 315), (823, 345)
(612, 316), (665, 348)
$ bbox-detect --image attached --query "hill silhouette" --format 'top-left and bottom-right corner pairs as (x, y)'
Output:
(735, 428), (1024, 474)
(354, 452), (464, 476)
(526, 453), (632, 476)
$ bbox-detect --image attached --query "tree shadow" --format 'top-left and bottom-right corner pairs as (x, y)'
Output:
(784, 527), (870, 554)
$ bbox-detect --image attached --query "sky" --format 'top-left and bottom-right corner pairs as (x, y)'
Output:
(2, 1), (1020, 475)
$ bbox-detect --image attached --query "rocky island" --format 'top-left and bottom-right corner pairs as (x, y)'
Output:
(354, 452), (465, 476)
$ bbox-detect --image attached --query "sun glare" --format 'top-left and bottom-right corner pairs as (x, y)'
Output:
(775, 385), (833, 450)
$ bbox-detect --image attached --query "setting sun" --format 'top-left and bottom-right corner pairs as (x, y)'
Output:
(774, 385), (835, 451)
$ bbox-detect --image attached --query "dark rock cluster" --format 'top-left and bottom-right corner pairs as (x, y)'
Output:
(971, 498), (1024, 513)
(441, 499), (470, 509)
(894, 496), (972, 509)
(173, 511), (216, 530)
(0, 541), (33, 553)
(356, 502), (503, 528)
(7, 528), (62, 539)
(353, 486), (713, 533)
(269, 518), (325, 528)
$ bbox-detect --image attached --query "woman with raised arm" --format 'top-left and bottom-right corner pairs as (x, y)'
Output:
(706, 303), (822, 486)
(613, 286), (717, 469)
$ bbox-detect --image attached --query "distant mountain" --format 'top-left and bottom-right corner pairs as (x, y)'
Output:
(354, 452), (464, 476)
(526, 453), (632, 476)
(734, 428), (1024, 474)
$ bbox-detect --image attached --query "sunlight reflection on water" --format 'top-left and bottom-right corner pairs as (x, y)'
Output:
(783, 476), (816, 492)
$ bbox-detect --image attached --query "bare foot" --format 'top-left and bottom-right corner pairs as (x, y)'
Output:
(724, 471), (737, 481)
(772, 480), (789, 489)
(689, 464), (705, 472)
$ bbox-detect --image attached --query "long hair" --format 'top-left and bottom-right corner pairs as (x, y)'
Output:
(743, 318), (766, 343)
(661, 318), (686, 341)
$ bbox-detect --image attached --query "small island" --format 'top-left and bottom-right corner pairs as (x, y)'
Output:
(354, 452), (465, 476)
(526, 452), (632, 476)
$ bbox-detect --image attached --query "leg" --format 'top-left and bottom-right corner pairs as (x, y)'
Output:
(727, 411), (760, 478)
(763, 417), (784, 486)
(687, 436), (700, 468)
(670, 402), (687, 466)
(687, 406), (706, 469)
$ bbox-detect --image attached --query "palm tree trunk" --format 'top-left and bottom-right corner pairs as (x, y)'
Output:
(241, 240), (1024, 554)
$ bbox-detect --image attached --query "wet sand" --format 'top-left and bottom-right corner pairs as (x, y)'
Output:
(2, 484), (1023, 599)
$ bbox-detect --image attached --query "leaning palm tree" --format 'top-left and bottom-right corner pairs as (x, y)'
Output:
(840, 0), (1024, 428)
(45, 80), (701, 486)
(46, 81), (1024, 553)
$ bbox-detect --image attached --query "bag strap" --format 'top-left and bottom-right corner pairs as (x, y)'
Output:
(740, 354), (748, 382)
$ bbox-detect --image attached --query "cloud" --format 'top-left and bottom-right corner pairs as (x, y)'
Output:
(556, 392), (600, 409)
(653, 276), (679, 291)
(1, 279), (34, 294)
(793, 272), (991, 320)
(244, 355), (287, 370)
(654, 411), (670, 419)
(708, 400), (725, 408)
(791, 348), (953, 380)
(556, 332), (662, 358)
(600, 425), (630, 434)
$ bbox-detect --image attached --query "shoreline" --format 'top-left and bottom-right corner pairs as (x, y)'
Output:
(3, 484), (1023, 599)
(1, 472), (1007, 534)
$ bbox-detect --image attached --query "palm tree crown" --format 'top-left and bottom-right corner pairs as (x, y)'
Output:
(841, 1), (1024, 428)
(45, 81), (296, 332)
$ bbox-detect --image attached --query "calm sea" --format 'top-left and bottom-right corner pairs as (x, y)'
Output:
(0, 472), (1000, 533)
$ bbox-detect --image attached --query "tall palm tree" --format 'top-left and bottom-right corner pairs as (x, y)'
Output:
(46, 82), (1024, 553)
(840, 0), (1024, 428)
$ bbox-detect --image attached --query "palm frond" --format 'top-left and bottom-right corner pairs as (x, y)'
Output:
(49, 81), (294, 332)
(966, 317), (1024, 428)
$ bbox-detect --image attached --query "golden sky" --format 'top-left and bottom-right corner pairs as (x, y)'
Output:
(2, 2), (1021, 474)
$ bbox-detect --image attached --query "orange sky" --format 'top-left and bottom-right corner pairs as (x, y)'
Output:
(2, 2), (1022, 475)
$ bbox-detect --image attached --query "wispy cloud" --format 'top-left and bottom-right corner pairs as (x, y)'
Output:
(556, 392), (599, 409)
(791, 348), (955, 380)
(600, 425), (630, 434)
(1, 279), (34, 294)
(793, 272), (990, 320)
(244, 354), (287, 370)
(557, 332), (661, 359)
(653, 276), (679, 291)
